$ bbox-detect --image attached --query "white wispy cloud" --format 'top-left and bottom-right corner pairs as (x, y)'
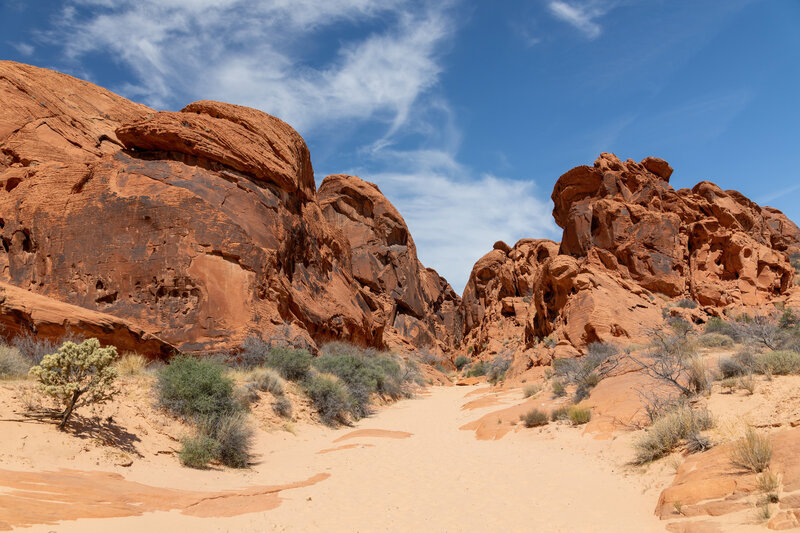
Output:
(346, 150), (560, 294)
(10, 42), (34, 56)
(547, 0), (618, 39)
(51, 0), (452, 134)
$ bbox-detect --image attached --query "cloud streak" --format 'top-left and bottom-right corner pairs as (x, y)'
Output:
(547, 0), (619, 39)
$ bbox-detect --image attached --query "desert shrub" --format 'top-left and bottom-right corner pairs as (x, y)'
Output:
(719, 376), (739, 393)
(11, 334), (65, 365)
(705, 316), (737, 338)
(264, 347), (312, 381)
(633, 406), (715, 464)
(718, 357), (746, 378)
(542, 336), (557, 349)
(698, 333), (734, 348)
(731, 313), (782, 350)
(757, 350), (800, 376)
(304, 373), (351, 425)
(419, 347), (446, 367)
(757, 470), (780, 503)
(115, 352), (148, 376)
(248, 367), (285, 396)
(687, 356), (712, 396)
(454, 355), (470, 371)
(685, 431), (712, 453)
(739, 373), (756, 394)
(730, 427), (772, 473)
(486, 354), (512, 384)
(550, 405), (570, 421)
(552, 380), (566, 397)
(156, 356), (239, 419)
(313, 344), (409, 419)
(630, 319), (710, 398)
(522, 384), (541, 398)
(465, 360), (487, 377)
(272, 396), (292, 418)
(29, 338), (118, 430)
(238, 335), (270, 367)
(179, 434), (219, 469)
(675, 298), (698, 309)
(204, 412), (253, 468)
(0, 345), (30, 379)
(567, 405), (592, 425)
(234, 383), (260, 407)
(521, 408), (548, 428)
(554, 342), (619, 401)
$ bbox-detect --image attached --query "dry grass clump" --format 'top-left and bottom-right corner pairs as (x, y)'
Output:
(633, 406), (715, 464)
(115, 352), (148, 376)
(730, 427), (772, 473)
(698, 333), (734, 348)
(520, 408), (548, 428)
(522, 383), (542, 398)
(757, 350), (800, 376)
(567, 405), (591, 425)
(551, 380), (566, 397)
(550, 405), (570, 422)
(756, 470), (780, 503)
(247, 367), (285, 395)
(0, 345), (30, 379)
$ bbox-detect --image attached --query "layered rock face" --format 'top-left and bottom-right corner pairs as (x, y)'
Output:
(461, 153), (800, 368)
(0, 61), (456, 354)
(318, 175), (460, 351)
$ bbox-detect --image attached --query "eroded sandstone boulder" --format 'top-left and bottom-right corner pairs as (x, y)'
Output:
(318, 174), (460, 351)
(0, 61), (457, 354)
(459, 153), (800, 372)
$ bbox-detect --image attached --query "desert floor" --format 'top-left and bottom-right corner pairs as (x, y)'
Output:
(0, 382), (679, 533)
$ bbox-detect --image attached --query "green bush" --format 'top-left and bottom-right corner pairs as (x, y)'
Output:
(705, 316), (736, 338)
(521, 408), (548, 428)
(156, 356), (239, 419)
(698, 333), (734, 348)
(552, 380), (566, 397)
(550, 405), (570, 421)
(465, 360), (487, 377)
(675, 298), (698, 309)
(553, 342), (619, 401)
(567, 405), (592, 425)
(313, 344), (407, 419)
(487, 355), (512, 385)
(304, 373), (351, 426)
(454, 355), (470, 371)
(29, 338), (118, 430)
(757, 350), (800, 376)
(265, 347), (312, 381)
(0, 345), (30, 379)
(633, 406), (715, 464)
(179, 434), (219, 469)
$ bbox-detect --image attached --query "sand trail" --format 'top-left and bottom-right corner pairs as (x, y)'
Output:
(3, 385), (667, 532)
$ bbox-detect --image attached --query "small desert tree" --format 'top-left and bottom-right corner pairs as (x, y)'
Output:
(29, 338), (118, 430)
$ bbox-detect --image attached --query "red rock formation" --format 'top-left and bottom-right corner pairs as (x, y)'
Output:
(0, 282), (173, 358)
(0, 61), (456, 354)
(460, 153), (800, 371)
(318, 174), (460, 351)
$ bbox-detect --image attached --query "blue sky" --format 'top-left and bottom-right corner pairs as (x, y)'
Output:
(1, 0), (799, 293)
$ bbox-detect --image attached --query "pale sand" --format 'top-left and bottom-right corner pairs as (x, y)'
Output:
(6, 385), (669, 533)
